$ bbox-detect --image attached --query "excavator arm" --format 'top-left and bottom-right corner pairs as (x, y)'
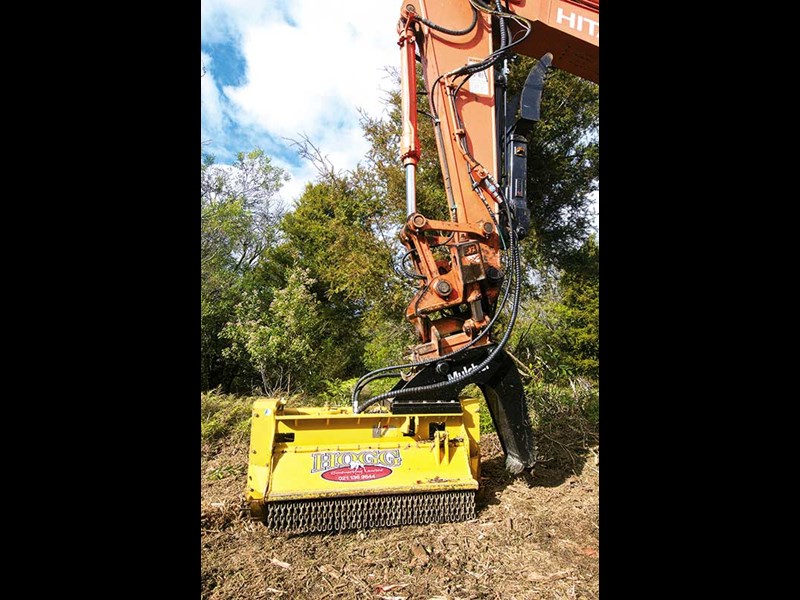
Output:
(352, 0), (599, 472)
(398, 0), (598, 358)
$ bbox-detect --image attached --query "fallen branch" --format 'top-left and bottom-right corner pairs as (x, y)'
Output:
(542, 433), (577, 469)
(527, 569), (573, 582)
(504, 349), (533, 378)
(270, 558), (291, 570)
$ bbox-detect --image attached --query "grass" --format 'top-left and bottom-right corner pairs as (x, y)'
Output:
(525, 376), (599, 430)
(524, 376), (599, 468)
(206, 464), (246, 481)
(460, 377), (600, 443)
(201, 389), (257, 443)
(201, 375), (599, 453)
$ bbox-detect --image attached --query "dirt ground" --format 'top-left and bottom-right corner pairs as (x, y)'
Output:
(201, 427), (599, 600)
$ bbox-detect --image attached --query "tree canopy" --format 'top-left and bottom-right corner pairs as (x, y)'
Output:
(200, 60), (599, 407)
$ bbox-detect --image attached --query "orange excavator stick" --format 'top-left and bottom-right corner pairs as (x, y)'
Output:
(394, 0), (598, 361)
(352, 0), (598, 475)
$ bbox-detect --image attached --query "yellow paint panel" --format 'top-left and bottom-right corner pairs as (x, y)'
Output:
(246, 401), (482, 510)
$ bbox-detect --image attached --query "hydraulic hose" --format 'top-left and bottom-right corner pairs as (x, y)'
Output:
(417, 3), (478, 36)
(351, 210), (512, 408)
(495, 0), (507, 51)
(353, 200), (522, 413)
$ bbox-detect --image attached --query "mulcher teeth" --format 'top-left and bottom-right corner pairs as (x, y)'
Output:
(261, 490), (476, 533)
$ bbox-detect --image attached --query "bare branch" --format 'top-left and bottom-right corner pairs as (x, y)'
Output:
(286, 134), (340, 184)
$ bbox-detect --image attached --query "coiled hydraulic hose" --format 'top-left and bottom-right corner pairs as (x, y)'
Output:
(351, 200), (510, 408)
(353, 199), (522, 413)
(495, 0), (507, 50)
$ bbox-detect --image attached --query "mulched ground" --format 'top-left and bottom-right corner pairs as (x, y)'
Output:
(202, 427), (599, 599)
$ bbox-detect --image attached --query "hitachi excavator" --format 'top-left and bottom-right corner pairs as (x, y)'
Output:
(246, 0), (599, 533)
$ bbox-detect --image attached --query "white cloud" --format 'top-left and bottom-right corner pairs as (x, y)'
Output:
(201, 0), (269, 44)
(200, 52), (224, 138)
(202, 1), (599, 239)
(201, 0), (400, 203)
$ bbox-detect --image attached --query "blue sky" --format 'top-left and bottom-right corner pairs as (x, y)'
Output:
(201, 0), (597, 231)
(201, 0), (400, 206)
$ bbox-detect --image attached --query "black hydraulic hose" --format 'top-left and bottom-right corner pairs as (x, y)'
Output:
(449, 3), (532, 79)
(418, 3), (478, 36)
(447, 13), (532, 121)
(351, 254), (512, 407)
(355, 237), (521, 413)
(351, 371), (405, 401)
(429, 9), (530, 123)
(400, 249), (426, 280)
(354, 202), (522, 413)
(350, 220), (512, 408)
(413, 282), (432, 318)
(495, 0), (507, 50)
(351, 261), (511, 407)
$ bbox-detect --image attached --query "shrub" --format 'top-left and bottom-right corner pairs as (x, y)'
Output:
(200, 389), (255, 443)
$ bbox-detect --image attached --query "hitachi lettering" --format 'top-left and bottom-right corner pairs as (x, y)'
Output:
(311, 449), (403, 473)
(556, 7), (599, 39)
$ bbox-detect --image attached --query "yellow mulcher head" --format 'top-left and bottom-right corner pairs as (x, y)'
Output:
(246, 398), (481, 533)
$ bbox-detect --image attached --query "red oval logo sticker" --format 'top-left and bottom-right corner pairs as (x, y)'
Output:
(321, 465), (392, 482)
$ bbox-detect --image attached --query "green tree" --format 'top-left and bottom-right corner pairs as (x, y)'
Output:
(221, 266), (326, 393)
(512, 235), (599, 383)
(554, 235), (599, 380)
(200, 149), (288, 392)
(278, 168), (413, 380)
(198, 53), (599, 400)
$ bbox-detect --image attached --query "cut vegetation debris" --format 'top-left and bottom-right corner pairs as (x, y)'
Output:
(201, 393), (599, 599)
